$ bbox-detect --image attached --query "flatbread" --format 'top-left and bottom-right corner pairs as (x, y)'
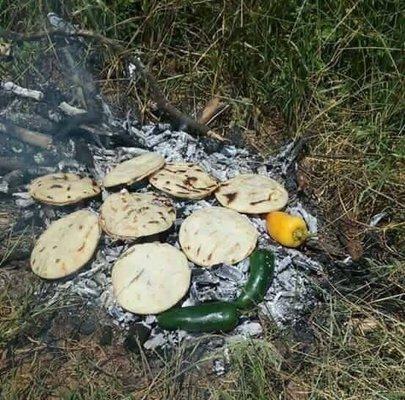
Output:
(103, 152), (165, 188)
(29, 173), (100, 205)
(179, 206), (258, 267)
(149, 163), (218, 199)
(30, 210), (101, 279)
(112, 243), (191, 314)
(215, 174), (288, 214)
(99, 190), (176, 240)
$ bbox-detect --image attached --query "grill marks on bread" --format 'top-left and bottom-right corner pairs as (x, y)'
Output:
(99, 191), (175, 240)
(149, 163), (218, 199)
(29, 173), (101, 205)
(30, 210), (101, 279)
(215, 174), (288, 214)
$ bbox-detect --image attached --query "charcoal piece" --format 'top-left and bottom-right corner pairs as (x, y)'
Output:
(79, 314), (98, 335)
(99, 325), (113, 346)
(213, 265), (245, 283)
(41, 84), (65, 106)
(74, 139), (94, 169)
(101, 129), (142, 148)
(227, 126), (246, 148)
(201, 137), (222, 154)
(0, 157), (25, 173)
(124, 323), (151, 352)
(0, 170), (25, 192)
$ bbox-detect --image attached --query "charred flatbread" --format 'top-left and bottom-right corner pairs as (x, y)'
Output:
(30, 210), (101, 279)
(149, 163), (218, 199)
(29, 173), (100, 205)
(215, 174), (288, 214)
(112, 243), (191, 314)
(100, 191), (175, 240)
(179, 206), (258, 267)
(103, 152), (165, 188)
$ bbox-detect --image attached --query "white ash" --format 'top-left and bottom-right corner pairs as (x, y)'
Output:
(3, 26), (322, 350)
(22, 118), (324, 351)
(1, 81), (44, 101)
(0, 181), (8, 194)
(47, 12), (76, 34)
(58, 102), (86, 116)
(212, 348), (231, 376)
(233, 321), (263, 337)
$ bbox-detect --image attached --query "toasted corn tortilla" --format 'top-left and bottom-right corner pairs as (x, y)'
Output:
(149, 163), (218, 199)
(29, 173), (100, 205)
(215, 174), (288, 214)
(179, 206), (258, 267)
(103, 152), (165, 188)
(100, 191), (176, 240)
(30, 210), (101, 279)
(112, 243), (191, 314)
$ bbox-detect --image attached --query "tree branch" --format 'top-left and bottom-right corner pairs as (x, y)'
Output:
(1, 28), (224, 141)
(0, 120), (53, 148)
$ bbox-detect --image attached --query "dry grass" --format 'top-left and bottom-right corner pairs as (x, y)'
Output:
(214, 260), (405, 400)
(1, 260), (403, 399)
(2, 1), (403, 249)
(0, 1), (404, 399)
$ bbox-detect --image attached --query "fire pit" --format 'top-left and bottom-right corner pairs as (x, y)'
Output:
(0, 14), (324, 354)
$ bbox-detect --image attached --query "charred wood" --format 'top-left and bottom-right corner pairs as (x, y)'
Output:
(0, 119), (52, 148)
(0, 157), (25, 172)
(1, 28), (224, 141)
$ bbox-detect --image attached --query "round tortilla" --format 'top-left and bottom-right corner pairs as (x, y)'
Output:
(149, 163), (218, 199)
(215, 174), (288, 214)
(179, 206), (258, 267)
(112, 243), (191, 314)
(29, 173), (100, 205)
(100, 191), (176, 240)
(103, 152), (165, 188)
(30, 210), (101, 279)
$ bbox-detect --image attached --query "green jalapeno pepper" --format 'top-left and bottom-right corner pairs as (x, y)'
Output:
(234, 249), (275, 310)
(157, 302), (238, 333)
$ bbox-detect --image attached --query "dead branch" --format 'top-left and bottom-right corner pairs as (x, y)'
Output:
(1, 81), (44, 101)
(198, 97), (226, 125)
(0, 120), (52, 148)
(2, 28), (224, 141)
(58, 101), (86, 116)
(0, 157), (25, 172)
(0, 80), (88, 117)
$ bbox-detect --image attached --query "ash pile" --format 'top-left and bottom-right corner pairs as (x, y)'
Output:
(0, 14), (325, 352)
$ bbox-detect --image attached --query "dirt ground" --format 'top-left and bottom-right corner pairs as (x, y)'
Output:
(1, 2), (404, 399)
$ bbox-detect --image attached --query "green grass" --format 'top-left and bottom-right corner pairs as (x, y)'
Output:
(1, 0), (403, 223)
(214, 260), (405, 400)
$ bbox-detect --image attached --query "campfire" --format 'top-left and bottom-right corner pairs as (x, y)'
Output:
(1, 14), (324, 352)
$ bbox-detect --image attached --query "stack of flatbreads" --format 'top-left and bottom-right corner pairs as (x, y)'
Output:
(28, 151), (289, 315)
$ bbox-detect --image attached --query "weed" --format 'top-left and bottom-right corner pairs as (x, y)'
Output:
(0, 1), (403, 399)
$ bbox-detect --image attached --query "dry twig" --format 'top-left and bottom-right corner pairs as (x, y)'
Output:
(197, 97), (225, 125)
(1, 81), (43, 101)
(0, 120), (52, 148)
(2, 28), (224, 141)
(0, 157), (25, 171)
